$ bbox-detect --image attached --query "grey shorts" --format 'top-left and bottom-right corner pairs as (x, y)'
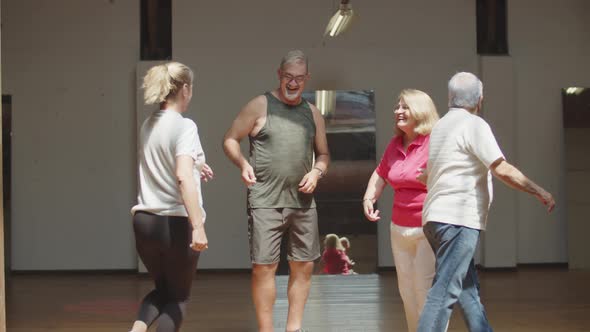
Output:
(248, 208), (320, 264)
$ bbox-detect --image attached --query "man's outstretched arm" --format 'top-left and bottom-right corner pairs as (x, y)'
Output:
(490, 158), (555, 212)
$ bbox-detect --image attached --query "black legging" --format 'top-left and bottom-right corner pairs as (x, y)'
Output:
(133, 211), (200, 332)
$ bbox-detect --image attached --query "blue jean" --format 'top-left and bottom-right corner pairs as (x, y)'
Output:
(417, 222), (492, 332)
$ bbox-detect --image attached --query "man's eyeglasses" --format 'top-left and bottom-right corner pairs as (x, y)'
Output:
(280, 73), (308, 83)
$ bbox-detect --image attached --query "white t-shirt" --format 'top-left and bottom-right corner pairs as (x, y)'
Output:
(422, 108), (504, 230)
(131, 109), (206, 220)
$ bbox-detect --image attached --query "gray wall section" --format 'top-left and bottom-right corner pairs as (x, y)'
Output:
(2, 0), (588, 269)
(479, 57), (518, 268)
(566, 129), (590, 269)
(2, 0), (139, 270)
(508, 0), (589, 263)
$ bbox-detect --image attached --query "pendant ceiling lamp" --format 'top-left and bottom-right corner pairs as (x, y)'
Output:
(324, 0), (354, 37)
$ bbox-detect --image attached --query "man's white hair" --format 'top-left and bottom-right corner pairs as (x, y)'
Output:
(448, 72), (483, 109)
(280, 50), (308, 72)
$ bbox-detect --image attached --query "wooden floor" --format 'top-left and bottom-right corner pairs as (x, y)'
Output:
(5, 267), (590, 331)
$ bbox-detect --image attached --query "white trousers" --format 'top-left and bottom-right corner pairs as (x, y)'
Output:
(390, 223), (436, 332)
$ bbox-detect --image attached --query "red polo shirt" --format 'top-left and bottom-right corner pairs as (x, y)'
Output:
(376, 134), (429, 228)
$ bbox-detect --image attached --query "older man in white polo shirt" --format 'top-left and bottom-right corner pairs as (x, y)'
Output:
(417, 72), (555, 332)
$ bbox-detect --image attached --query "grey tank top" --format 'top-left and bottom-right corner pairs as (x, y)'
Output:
(247, 92), (316, 208)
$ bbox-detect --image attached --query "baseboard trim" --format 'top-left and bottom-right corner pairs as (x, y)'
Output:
(10, 268), (254, 275)
(11, 263), (568, 275)
(11, 269), (137, 275)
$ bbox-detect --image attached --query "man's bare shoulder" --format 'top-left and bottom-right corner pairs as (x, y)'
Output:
(306, 102), (325, 121)
(241, 94), (267, 117)
(307, 102), (321, 114)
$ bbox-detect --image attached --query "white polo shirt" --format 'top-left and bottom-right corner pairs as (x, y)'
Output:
(131, 109), (206, 219)
(422, 108), (504, 230)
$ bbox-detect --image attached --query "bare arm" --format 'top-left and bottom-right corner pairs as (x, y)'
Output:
(222, 96), (266, 186)
(416, 167), (427, 185)
(298, 104), (331, 193)
(311, 104), (330, 174)
(343, 253), (354, 266)
(362, 170), (388, 221)
(490, 158), (555, 212)
(176, 155), (208, 251)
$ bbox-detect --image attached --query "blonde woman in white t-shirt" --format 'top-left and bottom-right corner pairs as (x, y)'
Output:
(129, 62), (212, 332)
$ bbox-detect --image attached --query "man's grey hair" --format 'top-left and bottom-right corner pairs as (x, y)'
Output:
(448, 72), (483, 109)
(280, 50), (309, 72)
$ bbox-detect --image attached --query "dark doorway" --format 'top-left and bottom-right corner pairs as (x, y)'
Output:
(2, 95), (12, 274)
(562, 87), (590, 269)
(141, 0), (172, 60)
(476, 0), (508, 55)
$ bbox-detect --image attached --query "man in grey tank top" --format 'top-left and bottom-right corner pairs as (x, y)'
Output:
(223, 50), (330, 332)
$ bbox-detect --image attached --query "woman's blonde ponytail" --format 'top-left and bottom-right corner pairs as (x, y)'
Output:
(142, 62), (193, 105)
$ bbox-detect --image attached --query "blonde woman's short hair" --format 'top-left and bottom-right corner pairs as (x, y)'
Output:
(324, 234), (343, 250)
(142, 62), (194, 105)
(394, 89), (439, 136)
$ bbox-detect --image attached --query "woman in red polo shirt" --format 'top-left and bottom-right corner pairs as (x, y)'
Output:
(363, 89), (439, 332)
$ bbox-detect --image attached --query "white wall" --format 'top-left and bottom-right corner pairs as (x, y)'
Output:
(506, 0), (589, 263)
(479, 57), (519, 267)
(2, 0), (139, 269)
(3, 0), (586, 270)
